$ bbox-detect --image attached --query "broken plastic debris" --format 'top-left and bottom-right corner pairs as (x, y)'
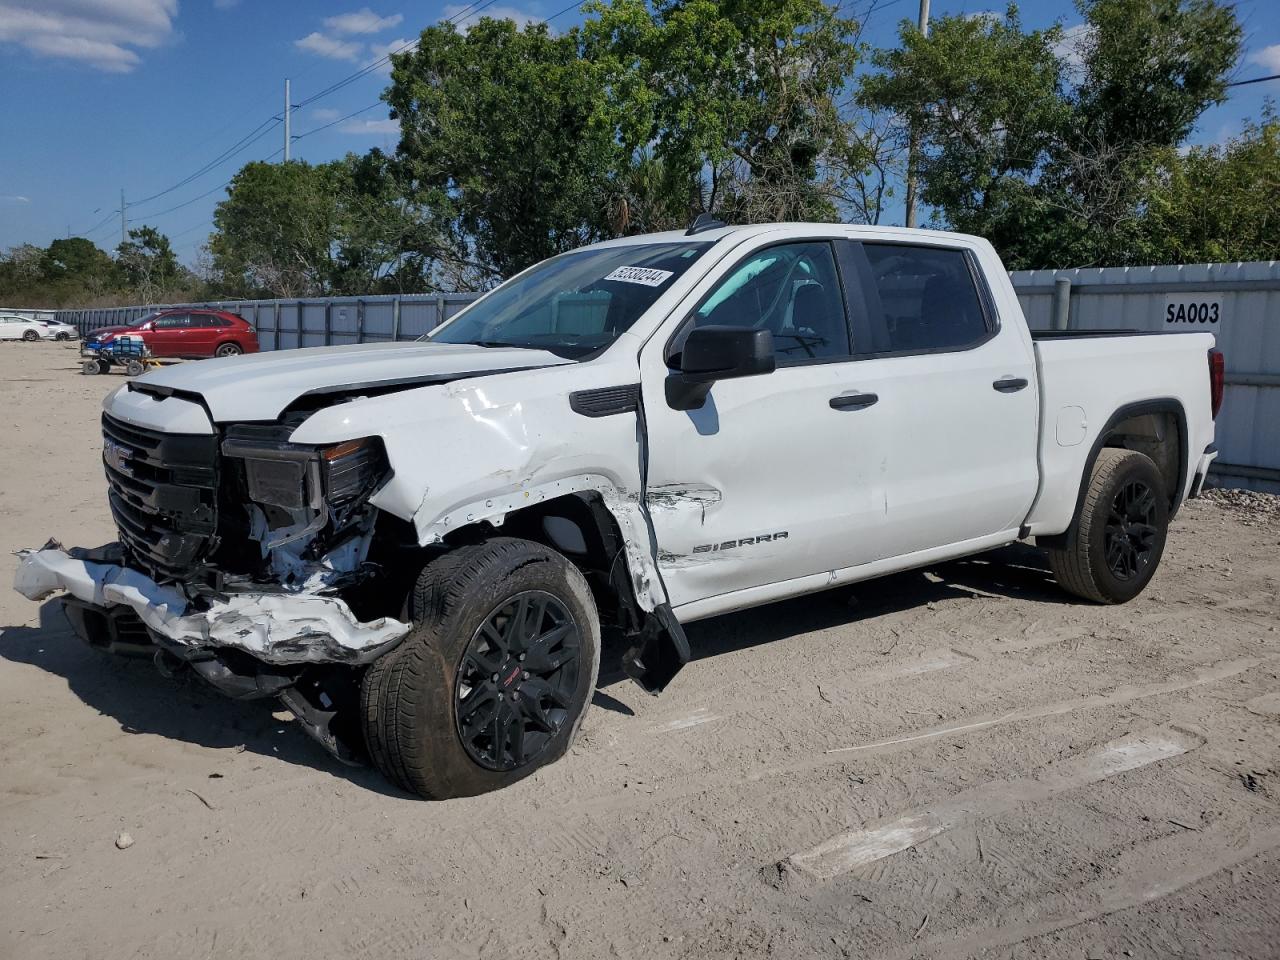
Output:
(14, 545), (409, 665)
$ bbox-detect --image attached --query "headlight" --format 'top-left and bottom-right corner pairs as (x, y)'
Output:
(221, 435), (387, 511)
(320, 437), (383, 504)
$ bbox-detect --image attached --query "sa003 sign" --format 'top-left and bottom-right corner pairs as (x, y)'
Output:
(1164, 295), (1221, 325)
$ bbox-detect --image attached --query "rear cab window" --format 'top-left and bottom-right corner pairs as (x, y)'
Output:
(857, 244), (992, 355)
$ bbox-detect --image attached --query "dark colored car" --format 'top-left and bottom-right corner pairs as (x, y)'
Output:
(84, 309), (260, 364)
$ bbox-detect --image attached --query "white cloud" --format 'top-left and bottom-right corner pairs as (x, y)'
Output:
(1053, 22), (1093, 77)
(368, 36), (414, 73)
(295, 31), (363, 61)
(340, 118), (400, 134)
(324, 7), (403, 35)
(442, 3), (543, 29)
(1246, 44), (1280, 74)
(0, 0), (177, 73)
(311, 107), (342, 122)
(0, 194), (30, 203)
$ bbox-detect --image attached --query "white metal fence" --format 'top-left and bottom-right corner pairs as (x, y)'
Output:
(1010, 261), (1280, 491)
(48, 294), (480, 349)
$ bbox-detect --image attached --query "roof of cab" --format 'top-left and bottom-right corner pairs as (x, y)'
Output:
(580, 221), (985, 251)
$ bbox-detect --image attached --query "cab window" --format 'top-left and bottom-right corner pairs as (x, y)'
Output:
(861, 244), (990, 353)
(683, 241), (850, 364)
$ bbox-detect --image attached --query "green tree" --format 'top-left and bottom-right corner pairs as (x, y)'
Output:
(116, 225), (181, 302)
(387, 18), (622, 281)
(860, 0), (1243, 268)
(585, 0), (863, 223)
(860, 7), (1069, 262)
(1143, 112), (1280, 263)
(211, 160), (340, 297)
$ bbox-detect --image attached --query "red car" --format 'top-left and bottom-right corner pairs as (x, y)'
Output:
(84, 309), (260, 364)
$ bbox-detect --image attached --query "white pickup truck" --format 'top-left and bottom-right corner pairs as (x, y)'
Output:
(16, 221), (1223, 798)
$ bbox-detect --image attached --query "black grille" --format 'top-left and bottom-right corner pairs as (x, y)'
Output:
(102, 414), (219, 582)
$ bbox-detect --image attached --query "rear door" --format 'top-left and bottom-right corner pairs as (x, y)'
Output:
(186, 313), (221, 355)
(837, 240), (1040, 558)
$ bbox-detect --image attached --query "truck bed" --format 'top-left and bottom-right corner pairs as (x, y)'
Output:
(1024, 330), (1217, 536)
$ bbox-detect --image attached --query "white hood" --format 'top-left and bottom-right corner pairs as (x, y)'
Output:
(130, 340), (572, 422)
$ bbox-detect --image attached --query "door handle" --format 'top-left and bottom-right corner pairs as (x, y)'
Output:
(830, 392), (879, 410)
(993, 377), (1029, 393)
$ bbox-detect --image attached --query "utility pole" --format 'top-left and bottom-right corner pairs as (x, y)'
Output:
(119, 189), (127, 246)
(904, 0), (931, 228)
(284, 78), (291, 162)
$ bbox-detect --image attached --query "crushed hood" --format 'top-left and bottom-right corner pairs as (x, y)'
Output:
(130, 340), (572, 422)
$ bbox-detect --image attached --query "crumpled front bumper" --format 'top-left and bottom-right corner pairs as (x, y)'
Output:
(14, 543), (409, 666)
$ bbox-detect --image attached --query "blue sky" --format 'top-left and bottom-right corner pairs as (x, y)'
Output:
(0, 0), (1276, 265)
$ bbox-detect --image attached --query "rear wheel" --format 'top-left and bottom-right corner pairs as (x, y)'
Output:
(361, 538), (600, 799)
(124, 359), (146, 377)
(215, 342), (242, 357)
(55, 332), (71, 341)
(1046, 448), (1169, 604)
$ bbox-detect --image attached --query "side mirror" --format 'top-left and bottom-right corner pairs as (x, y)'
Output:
(666, 325), (775, 410)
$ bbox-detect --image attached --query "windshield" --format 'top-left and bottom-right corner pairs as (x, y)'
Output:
(429, 242), (712, 359)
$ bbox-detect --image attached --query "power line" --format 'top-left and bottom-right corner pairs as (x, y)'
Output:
(73, 0), (581, 233)
(294, 0), (511, 109)
(1226, 72), (1280, 87)
(293, 101), (386, 140)
(129, 117), (282, 208)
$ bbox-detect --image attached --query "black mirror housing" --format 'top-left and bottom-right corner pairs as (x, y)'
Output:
(666, 325), (775, 410)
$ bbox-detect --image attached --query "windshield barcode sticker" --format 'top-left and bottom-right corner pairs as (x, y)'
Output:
(604, 266), (674, 287)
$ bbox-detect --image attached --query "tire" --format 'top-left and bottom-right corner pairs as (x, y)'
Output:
(215, 342), (242, 357)
(22, 329), (39, 342)
(81, 359), (102, 376)
(124, 359), (146, 377)
(362, 538), (601, 799)
(56, 332), (71, 341)
(1046, 448), (1169, 604)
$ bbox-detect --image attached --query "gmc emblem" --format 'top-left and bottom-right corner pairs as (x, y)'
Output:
(103, 438), (134, 477)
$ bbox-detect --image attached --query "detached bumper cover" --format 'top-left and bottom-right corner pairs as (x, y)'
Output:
(14, 544), (409, 665)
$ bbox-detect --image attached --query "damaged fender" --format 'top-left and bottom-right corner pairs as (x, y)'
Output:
(15, 545), (409, 665)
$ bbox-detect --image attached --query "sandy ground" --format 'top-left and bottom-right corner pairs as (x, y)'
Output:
(1, 340), (1278, 960)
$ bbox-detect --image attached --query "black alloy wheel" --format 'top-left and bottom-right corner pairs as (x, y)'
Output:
(455, 590), (581, 772)
(1104, 479), (1158, 580)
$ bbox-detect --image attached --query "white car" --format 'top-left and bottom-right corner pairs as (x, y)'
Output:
(34, 318), (79, 341)
(0, 314), (53, 341)
(17, 220), (1222, 798)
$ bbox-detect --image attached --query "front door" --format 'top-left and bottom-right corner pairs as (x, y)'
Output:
(146, 314), (189, 357)
(640, 238), (891, 611)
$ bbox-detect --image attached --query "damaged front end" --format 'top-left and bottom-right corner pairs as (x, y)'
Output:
(15, 410), (415, 762)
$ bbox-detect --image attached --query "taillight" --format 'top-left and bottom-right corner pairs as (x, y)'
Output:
(1208, 349), (1224, 419)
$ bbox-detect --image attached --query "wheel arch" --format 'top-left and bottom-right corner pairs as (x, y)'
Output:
(427, 489), (690, 694)
(1064, 398), (1189, 535)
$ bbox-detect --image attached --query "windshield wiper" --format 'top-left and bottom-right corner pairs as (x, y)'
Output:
(471, 340), (536, 349)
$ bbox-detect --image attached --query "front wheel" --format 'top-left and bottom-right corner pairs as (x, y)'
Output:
(215, 342), (242, 358)
(1045, 448), (1169, 604)
(361, 538), (600, 799)
(22, 329), (39, 342)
